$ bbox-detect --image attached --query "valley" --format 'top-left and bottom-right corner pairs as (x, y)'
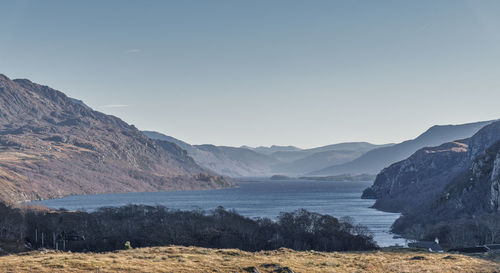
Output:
(2, 1), (500, 271)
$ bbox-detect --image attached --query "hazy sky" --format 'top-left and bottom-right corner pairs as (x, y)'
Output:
(1, 0), (499, 148)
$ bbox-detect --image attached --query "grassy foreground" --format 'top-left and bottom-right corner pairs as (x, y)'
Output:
(1, 246), (499, 273)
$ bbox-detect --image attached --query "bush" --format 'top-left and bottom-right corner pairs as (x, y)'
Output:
(124, 241), (133, 250)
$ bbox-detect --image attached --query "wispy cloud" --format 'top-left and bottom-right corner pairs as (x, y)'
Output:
(100, 104), (130, 108)
(125, 48), (142, 53)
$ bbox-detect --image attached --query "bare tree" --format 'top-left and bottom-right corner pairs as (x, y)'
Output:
(479, 213), (500, 244)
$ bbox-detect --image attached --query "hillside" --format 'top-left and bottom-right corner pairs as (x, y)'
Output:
(245, 145), (301, 155)
(0, 74), (231, 203)
(363, 120), (500, 213)
(389, 139), (500, 239)
(359, 119), (500, 247)
(143, 131), (278, 177)
(434, 140), (500, 219)
(1, 246), (498, 273)
(271, 143), (392, 175)
(311, 121), (494, 176)
(143, 131), (387, 177)
(196, 145), (279, 176)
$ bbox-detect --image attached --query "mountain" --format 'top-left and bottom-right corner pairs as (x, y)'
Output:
(0, 74), (231, 203)
(362, 120), (500, 213)
(268, 142), (383, 163)
(310, 121), (494, 176)
(270, 142), (392, 175)
(359, 119), (500, 246)
(144, 131), (388, 177)
(143, 131), (278, 177)
(141, 130), (194, 153)
(244, 145), (302, 155)
(425, 139), (500, 221)
(69, 98), (90, 108)
(194, 145), (279, 177)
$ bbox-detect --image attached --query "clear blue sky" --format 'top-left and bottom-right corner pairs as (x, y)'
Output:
(1, 0), (499, 148)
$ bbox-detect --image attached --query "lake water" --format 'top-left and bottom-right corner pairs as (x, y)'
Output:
(31, 178), (406, 247)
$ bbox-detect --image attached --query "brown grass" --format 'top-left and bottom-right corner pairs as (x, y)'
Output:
(0, 246), (499, 273)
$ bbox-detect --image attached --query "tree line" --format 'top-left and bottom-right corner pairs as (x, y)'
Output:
(393, 212), (500, 248)
(0, 203), (377, 253)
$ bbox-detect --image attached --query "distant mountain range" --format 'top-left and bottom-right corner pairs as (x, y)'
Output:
(0, 74), (231, 203)
(243, 145), (301, 155)
(145, 121), (492, 178)
(269, 142), (393, 175)
(143, 131), (392, 177)
(143, 131), (279, 177)
(309, 120), (494, 176)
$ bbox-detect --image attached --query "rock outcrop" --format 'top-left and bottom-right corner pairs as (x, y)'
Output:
(429, 140), (500, 219)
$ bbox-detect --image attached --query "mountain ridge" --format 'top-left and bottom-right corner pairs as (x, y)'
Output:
(143, 131), (278, 177)
(310, 120), (495, 176)
(0, 74), (231, 203)
(143, 131), (390, 177)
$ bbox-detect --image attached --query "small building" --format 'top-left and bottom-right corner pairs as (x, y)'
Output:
(408, 240), (443, 252)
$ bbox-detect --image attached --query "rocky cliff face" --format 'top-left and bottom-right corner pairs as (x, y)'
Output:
(388, 139), (500, 240)
(362, 120), (500, 213)
(431, 140), (500, 218)
(0, 74), (231, 203)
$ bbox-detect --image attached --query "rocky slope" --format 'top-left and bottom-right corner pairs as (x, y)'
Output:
(0, 74), (231, 203)
(311, 121), (494, 176)
(390, 138), (500, 237)
(431, 140), (500, 219)
(362, 120), (500, 213)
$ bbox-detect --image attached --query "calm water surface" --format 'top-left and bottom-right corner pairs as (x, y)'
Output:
(32, 178), (406, 247)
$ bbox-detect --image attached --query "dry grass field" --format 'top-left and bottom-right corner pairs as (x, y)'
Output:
(1, 246), (499, 273)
